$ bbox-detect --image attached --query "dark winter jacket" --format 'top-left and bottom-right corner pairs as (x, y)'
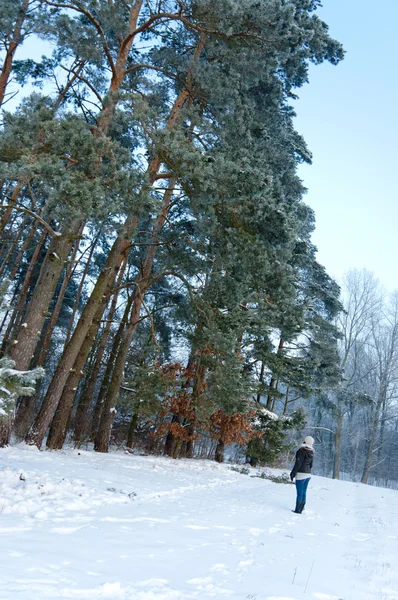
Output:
(290, 445), (314, 480)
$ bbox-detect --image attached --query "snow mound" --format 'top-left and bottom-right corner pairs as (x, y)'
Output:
(0, 467), (127, 520)
(1, 445), (398, 600)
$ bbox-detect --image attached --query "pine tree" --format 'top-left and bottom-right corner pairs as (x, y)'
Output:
(0, 0), (345, 455)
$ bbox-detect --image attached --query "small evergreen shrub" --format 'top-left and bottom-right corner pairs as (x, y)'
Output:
(247, 407), (306, 467)
(229, 465), (250, 475)
(251, 472), (292, 484)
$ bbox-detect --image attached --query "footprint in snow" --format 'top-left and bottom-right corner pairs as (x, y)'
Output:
(248, 527), (264, 536)
(186, 576), (233, 595)
(238, 559), (254, 570)
(352, 533), (373, 542)
(50, 525), (86, 534)
(210, 563), (229, 575)
(269, 526), (284, 534)
(26, 567), (53, 574)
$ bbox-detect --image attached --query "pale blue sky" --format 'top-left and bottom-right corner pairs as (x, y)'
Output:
(8, 1), (398, 290)
(294, 0), (398, 291)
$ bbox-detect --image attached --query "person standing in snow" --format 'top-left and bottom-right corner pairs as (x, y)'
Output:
(290, 436), (314, 514)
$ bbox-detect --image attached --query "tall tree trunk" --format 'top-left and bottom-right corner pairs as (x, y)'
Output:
(0, 415), (12, 448)
(7, 220), (39, 281)
(0, 214), (29, 278)
(47, 255), (127, 449)
(333, 401), (342, 480)
(186, 360), (206, 456)
(163, 359), (195, 458)
(186, 428), (195, 459)
(266, 338), (284, 410)
(64, 233), (98, 345)
(0, 181), (24, 238)
(94, 286), (145, 452)
(164, 356), (201, 458)
(215, 439), (225, 463)
(0, 0), (30, 107)
(164, 415), (180, 457)
(91, 289), (135, 441)
(9, 218), (82, 370)
(172, 438), (182, 459)
(73, 257), (127, 446)
(0, 283), (20, 341)
(362, 393), (384, 484)
(46, 302), (106, 449)
(94, 184), (176, 453)
(94, 0), (144, 136)
(1, 227), (48, 357)
(256, 361), (265, 404)
(71, 345), (99, 447)
(37, 233), (81, 366)
(283, 386), (290, 415)
(24, 235), (131, 448)
(271, 379), (279, 412)
(377, 397), (387, 465)
(126, 409), (139, 449)
(179, 440), (188, 458)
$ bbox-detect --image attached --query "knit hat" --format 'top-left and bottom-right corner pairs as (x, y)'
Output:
(304, 436), (314, 447)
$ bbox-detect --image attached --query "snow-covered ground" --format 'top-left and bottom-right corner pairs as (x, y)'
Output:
(0, 445), (397, 600)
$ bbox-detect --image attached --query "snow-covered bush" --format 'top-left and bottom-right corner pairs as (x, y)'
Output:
(0, 357), (44, 446)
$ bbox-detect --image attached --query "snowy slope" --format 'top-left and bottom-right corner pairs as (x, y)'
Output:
(0, 445), (397, 600)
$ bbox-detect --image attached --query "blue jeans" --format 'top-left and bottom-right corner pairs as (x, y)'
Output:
(295, 477), (310, 503)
